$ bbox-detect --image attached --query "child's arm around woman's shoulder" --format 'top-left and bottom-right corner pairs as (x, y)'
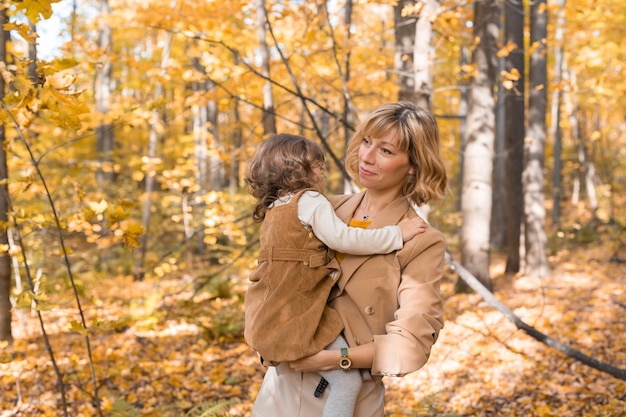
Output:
(297, 191), (426, 255)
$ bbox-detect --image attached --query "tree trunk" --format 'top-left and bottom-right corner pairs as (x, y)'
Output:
(460, 0), (499, 292)
(394, 0), (417, 103)
(457, 47), (469, 212)
(504, 0), (525, 274)
(393, 0), (439, 108)
(28, 22), (37, 83)
(95, 0), (115, 184)
(523, 0), (550, 277)
(491, 57), (507, 249)
(207, 81), (224, 191)
(134, 32), (172, 281)
(341, 0), (354, 148)
(229, 97), (243, 196)
(0, 8), (11, 343)
(579, 125), (599, 217)
(550, 0), (566, 228)
(562, 68), (598, 215)
(411, 0), (439, 109)
(255, 0), (276, 136)
(190, 56), (212, 192)
(192, 84), (208, 189)
(446, 251), (626, 382)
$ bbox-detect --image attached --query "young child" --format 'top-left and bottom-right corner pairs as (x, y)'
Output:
(244, 133), (427, 417)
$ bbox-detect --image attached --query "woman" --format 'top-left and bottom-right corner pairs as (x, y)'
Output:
(243, 133), (427, 417)
(250, 102), (448, 417)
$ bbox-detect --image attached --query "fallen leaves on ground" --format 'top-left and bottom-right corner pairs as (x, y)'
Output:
(1, 244), (625, 417)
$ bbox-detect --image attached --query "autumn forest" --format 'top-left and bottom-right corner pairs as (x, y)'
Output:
(0, 0), (625, 416)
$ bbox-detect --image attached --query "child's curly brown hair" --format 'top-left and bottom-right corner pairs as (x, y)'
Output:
(245, 134), (326, 222)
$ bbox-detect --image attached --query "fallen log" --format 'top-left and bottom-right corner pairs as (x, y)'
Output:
(445, 251), (626, 381)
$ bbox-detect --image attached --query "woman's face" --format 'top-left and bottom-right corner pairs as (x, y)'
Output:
(357, 130), (413, 194)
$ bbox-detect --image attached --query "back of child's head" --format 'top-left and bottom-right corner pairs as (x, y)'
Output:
(245, 134), (325, 222)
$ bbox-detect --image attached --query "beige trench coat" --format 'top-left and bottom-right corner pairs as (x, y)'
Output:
(251, 192), (445, 417)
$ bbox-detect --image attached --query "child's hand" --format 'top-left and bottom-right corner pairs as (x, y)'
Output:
(398, 217), (427, 242)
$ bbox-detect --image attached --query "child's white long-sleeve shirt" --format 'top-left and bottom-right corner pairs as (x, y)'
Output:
(271, 191), (403, 255)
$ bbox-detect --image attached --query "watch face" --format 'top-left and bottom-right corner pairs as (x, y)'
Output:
(340, 358), (352, 369)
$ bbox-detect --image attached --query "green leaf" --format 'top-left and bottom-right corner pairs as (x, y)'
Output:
(108, 397), (140, 417)
(69, 320), (88, 336)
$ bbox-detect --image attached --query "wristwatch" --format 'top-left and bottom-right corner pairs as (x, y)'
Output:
(339, 347), (352, 372)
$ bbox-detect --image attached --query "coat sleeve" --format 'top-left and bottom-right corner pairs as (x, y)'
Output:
(370, 229), (446, 377)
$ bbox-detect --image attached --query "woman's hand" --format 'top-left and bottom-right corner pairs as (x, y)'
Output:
(288, 343), (375, 373)
(289, 350), (337, 373)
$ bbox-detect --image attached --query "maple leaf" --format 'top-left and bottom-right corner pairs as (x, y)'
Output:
(3, 22), (36, 44)
(38, 87), (88, 131)
(14, 0), (60, 22)
(106, 204), (132, 225)
(121, 222), (144, 250)
(69, 320), (88, 335)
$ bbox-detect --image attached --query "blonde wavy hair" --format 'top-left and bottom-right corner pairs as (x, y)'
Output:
(345, 102), (448, 206)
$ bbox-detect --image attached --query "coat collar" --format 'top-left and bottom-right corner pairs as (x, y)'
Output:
(333, 191), (411, 228)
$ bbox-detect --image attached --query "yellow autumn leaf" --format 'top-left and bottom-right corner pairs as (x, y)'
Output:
(496, 40), (518, 58)
(88, 200), (109, 215)
(15, 291), (34, 309)
(69, 320), (88, 335)
(501, 68), (521, 81)
(106, 205), (131, 224)
(0, 62), (13, 85)
(121, 222), (144, 250)
(45, 71), (77, 91)
(3, 22), (36, 45)
(38, 87), (88, 131)
(15, 0), (59, 22)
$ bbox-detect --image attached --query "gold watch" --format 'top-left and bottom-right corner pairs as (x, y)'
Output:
(339, 347), (352, 372)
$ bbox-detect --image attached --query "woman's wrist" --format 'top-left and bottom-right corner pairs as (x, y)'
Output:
(318, 349), (341, 371)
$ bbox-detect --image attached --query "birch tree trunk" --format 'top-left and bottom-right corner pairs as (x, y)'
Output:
(579, 124), (599, 216)
(134, 32), (172, 281)
(563, 68), (598, 215)
(504, 0), (525, 273)
(460, 0), (499, 292)
(0, 7), (12, 343)
(411, 0), (439, 110)
(394, 0), (439, 218)
(255, 0), (276, 136)
(523, 0), (550, 277)
(394, 0), (439, 108)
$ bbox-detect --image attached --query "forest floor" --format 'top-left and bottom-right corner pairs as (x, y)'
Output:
(1, 224), (626, 416)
